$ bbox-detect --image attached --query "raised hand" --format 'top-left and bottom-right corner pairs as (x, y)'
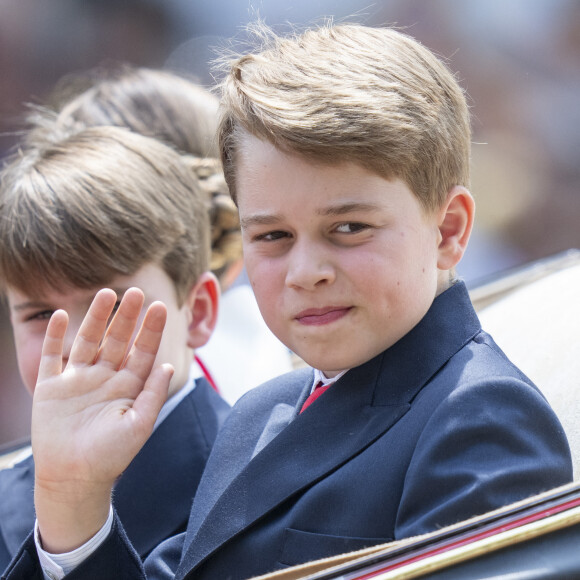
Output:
(33, 287), (174, 553)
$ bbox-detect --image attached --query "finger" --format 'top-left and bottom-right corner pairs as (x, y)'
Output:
(37, 310), (69, 382)
(131, 363), (173, 436)
(122, 301), (168, 381)
(68, 289), (118, 366)
(98, 288), (145, 369)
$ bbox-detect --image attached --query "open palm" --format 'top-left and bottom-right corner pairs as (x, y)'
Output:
(32, 287), (173, 499)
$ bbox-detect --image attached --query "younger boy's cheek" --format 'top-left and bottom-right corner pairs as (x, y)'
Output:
(16, 358), (38, 396)
(14, 338), (41, 396)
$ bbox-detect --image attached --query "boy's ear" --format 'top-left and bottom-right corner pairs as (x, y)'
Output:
(185, 272), (220, 350)
(436, 186), (475, 271)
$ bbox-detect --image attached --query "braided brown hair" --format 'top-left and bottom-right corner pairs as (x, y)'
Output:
(185, 156), (242, 282)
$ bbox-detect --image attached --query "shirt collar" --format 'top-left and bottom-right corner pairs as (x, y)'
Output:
(311, 368), (349, 392)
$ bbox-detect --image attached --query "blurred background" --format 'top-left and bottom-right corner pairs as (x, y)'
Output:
(1, 0), (579, 447)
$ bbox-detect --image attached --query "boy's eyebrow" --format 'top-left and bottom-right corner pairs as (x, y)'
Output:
(316, 201), (382, 217)
(11, 300), (51, 312)
(240, 214), (283, 229)
(240, 202), (382, 229)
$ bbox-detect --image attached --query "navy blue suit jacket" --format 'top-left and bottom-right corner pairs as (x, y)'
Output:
(0, 378), (229, 574)
(2, 282), (572, 579)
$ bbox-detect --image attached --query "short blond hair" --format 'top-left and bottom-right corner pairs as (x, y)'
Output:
(218, 23), (471, 211)
(0, 125), (209, 304)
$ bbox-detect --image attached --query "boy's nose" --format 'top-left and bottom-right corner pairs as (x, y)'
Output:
(285, 242), (336, 290)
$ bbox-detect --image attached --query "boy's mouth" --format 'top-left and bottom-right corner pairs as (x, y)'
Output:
(295, 306), (352, 326)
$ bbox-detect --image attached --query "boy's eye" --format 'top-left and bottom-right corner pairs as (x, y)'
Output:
(334, 222), (369, 234)
(26, 310), (54, 322)
(254, 230), (290, 242)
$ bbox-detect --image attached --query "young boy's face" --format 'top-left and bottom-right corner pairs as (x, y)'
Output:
(7, 263), (195, 398)
(237, 135), (449, 377)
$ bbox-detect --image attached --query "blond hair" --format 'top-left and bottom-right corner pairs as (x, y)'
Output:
(0, 126), (209, 304)
(218, 23), (471, 211)
(24, 66), (241, 285)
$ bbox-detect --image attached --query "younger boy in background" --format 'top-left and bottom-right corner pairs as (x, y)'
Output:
(2, 23), (572, 580)
(23, 65), (295, 402)
(0, 125), (229, 570)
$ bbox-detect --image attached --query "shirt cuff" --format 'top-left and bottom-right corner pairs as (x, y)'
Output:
(35, 505), (114, 580)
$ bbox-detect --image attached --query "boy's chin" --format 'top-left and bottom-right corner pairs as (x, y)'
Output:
(299, 351), (357, 376)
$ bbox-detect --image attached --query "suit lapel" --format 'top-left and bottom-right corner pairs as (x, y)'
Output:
(177, 358), (409, 576)
(368, 281), (481, 408)
(182, 370), (312, 552)
(178, 282), (480, 576)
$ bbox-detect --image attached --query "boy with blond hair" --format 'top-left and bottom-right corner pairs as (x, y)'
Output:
(0, 125), (229, 570)
(3, 23), (571, 580)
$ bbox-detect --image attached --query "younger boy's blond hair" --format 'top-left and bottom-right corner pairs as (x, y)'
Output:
(218, 23), (471, 211)
(24, 66), (241, 287)
(0, 125), (209, 304)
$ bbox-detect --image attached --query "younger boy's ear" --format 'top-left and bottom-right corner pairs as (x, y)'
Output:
(436, 186), (475, 271)
(185, 272), (220, 349)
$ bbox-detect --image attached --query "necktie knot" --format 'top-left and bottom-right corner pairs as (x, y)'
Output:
(300, 381), (331, 413)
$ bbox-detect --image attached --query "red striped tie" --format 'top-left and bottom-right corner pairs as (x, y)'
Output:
(300, 382), (331, 413)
